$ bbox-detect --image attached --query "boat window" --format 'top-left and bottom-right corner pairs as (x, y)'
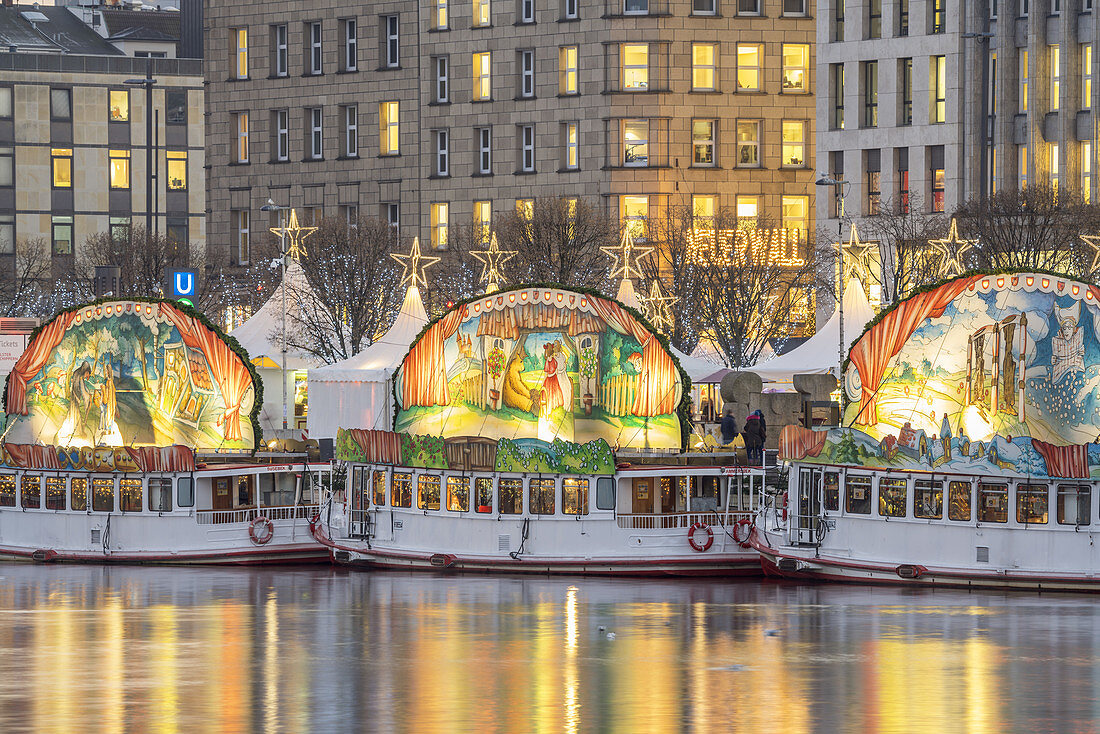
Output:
(372, 470), (387, 506)
(596, 477), (615, 510)
(1057, 484), (1090, 525)
(392, 473), (412, 507)
(92, 477), (114, 512)
(878, 477), (906, 517)
(177, 477), (194, 508)
(0, 474), (13, 507)
(1016, 484), (1048, 524)
(563, 478), (589, 515)
(823, 472), (839, 511)
(948, 481), (970, 521)
(475, 477), (493, 513)
(20, 475), (41, 509)
(257, 473), (276, 506)
(72, 477), (88, 511)
(46, 477), (66, 510)
(661, 476), (686, 513)
(447, 476), (469, 512)
(978, 483), (1008, 523)
(499, 478), (523, 514)
(845, 475), (872, 514)
(149, 478), (172, 512)
(914, 480), (943, 519)
(237, 475), (255, 507)
(417, 475), (441, 511)
(120, 478), (142, 512)
(530, 478), (555, 515)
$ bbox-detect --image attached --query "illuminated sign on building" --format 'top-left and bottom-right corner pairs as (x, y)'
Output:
(686, 227), (806, 267)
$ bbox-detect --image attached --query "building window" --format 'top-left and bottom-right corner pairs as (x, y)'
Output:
(931, 0), (945, 32)
(0, 147), (11, 188)
(108, 90), (128, 122)
(735, 120), (758, 167)
(1019, 50), (1028, 113)
(692, 44), (716, 91)
(52, 216), (73, 255)
(564, 0), (579, 18)
(783, 0), (807, 14)
(274, 109), (289, 161)
(434, 56), (449, 102)
(625, 0), (648, 14)
(0, 87), (11, 120)
(693, 195), (716, 232)
(782, 44), (808, 92)
(1083, 44), (1092, 109)
(832, 63), (845, 129)
(897, 147), (910, 214)
(477, 126), (492, 174)
(832, 151), (845, 216)
(564, 122), (579, 169)
(622, 44), (648, 90)
(383, 15), (399, 68)
(516, 199), (534, 220)
(900, 58), (913, 125)
(1049, 45), (1059, 112)
(51, 148), (72, 188)
(736, 196), (758, 223)
(737, 44), (761, 91)
(520, 0), (535, 23)
(693, 119), (716, 166)
(166, 151), (187, 190)
(233, 209), (250, 264)
(308, 21), (323, 75)
(520, 124), (535, 171)
(781, 121), (805, 167)
(624, 119), (648, 167)
(1019, 144), (1028, 189)
(781, 195), (808, 239)
(693, 0), (716, 14)
(833, 0), (844, 41)
(930, 145), (945, 212)
(863, 61), (878, 127)
(621, 195), (648, 239)
(0, 215), (14, 255)
(234, 28), (248, 79)
(474, 201), (492, 242)
(474, 0), (491, 26)
(343, 104), (358, 157)
(1049, 143), (1059, 194)
(107, 149), (130, 189)
(865, 149), (881, 214)
(560, 46), (578, 95)
(431, 203), (449, 248)
(474, 52), (492, 100)
(898, 0), (909, 34)
(234, 112), (249, 163)
(343, 18), (358, 71)
(436, 0), (449, 28)
(435, 129), (449, 176)
(385, 203), (400, 231)
(308, 107), (323, 159)
(867, 0), (881, 38)
(50, 88), (71, 120)
(519, 50), (535, 98)
(738, 0), (760, 14)
(166, 90), (187, 125)
(933, 55), (946, 123)
(380, 101), (399, 155)
(273, 24), (288, 77)
(1083, 141), (1091, 203)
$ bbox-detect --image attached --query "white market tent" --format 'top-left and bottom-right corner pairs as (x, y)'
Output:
(306, 285), (429, 439)
(748, 280), (877, 386)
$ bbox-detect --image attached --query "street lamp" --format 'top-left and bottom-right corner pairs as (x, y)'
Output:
(125, 57), (158, 240)
(815, 174), (852, 372)
(261, 200), (291, 432)
(963, 31), (995, 201)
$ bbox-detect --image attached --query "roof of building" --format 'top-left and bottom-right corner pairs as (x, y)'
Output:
(0, 5), (121, 55)
(100, 8), (179, 42)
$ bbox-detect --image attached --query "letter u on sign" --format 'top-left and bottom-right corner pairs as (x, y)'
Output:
(170, 270), (197, 298)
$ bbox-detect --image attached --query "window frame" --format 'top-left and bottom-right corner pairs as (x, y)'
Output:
(519, 49), (535, 98)
(564, 121), (579, 170)
(235, 111), (249, 163)
(149, 477), (173, 512)
(474, 51), (493, 101)
(520, 123), (535, 172)
(108, 89), (129, 123)
(0, 474), (13, 507)
(308, 106), (323, 160)
(563, 478), (589, 515)
(417, 474), (441, 511)
(166, 150), (187, 191)
(781, 120), (806, 168)
(20, 475), (41, 510)
(234, 27), (248, 79)
(736, 43), (761, 92)
(1016, 483), (1048, 524)
(45, 476), (66, 511)
(499, 477), (523, 514)
(380, 101), (399, 155)
(559, 45), (578, 96)
(108, 149), (131, 190)
(343, 104), (358, 158)
(51, 147), (73, 189)
(309, 21), (323, 75)
(384, 15), (399, 68)
(447, 476), (469, 512)
(878, 477), (906, 518)
(691, 43), (717, 92)
(623, 118), (649, 167)
(530, 477), (555, 515)
(622, 43), (649, 91)
(274, 24), (288, 77)
(430, 202), (449, 248)
(92, 477), (115, 513)
(275, 108), (289, 161)
(51, 215), (74, 256)
(1057, 484), (1091, 526)
(435, 56), (450, 102)
(477, 126), (492, 174)
(978, 483), (1009, 523)
(435, 128), (449, 176)
(734, 119), (758, 168)
(781, 44), (809, 93)
(344, 17), (359, 71)
(845, 475), (872, 514)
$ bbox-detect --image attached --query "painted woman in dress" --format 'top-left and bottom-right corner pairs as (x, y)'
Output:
(541, 341), (573, 418)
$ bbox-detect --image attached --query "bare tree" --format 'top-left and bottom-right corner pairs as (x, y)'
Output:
(199, 236), (282, 324)
(0, 237), (52, 317)
(857, 194), (948, 303)
(69, 226), (202, 301)
(424, 219), (486, 313)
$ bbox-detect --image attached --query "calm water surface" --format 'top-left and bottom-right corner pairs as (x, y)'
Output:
(0, 564), (1096, 733)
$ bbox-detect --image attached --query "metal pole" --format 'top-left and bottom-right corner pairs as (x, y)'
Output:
(281, 208), (288, 431)
(154, 108), (160, 240)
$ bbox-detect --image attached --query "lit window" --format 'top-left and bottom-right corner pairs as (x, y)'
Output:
(474, 200), (492, 243)
(20, 475), (40, 509)
(530, 478), (555, 515)
(447, 477), (469, 512)
(560, 46), (578, 95)
(1049, 45), (1060, 111)
(51, 147), (73, 188)
(1017, 484), (1048, 524)
(564, 121), (579, 169)
(120, 478), (142, 513)
(781, 120), (805, 166)
(46, 477), (65, 510)
(781, 44), (808, 91)
(474, 51), (492, 100)
(234, 28), (248, 79)
(436, 0), (448, 28)
(736, 44), (761, 91)
(372, 471), (387, 507)
(235, 112), (249, 163)
(781, 195), (808, 239)
(417, 475), (441, 511)
(914, 480), (943, 519)
(932, 55), (946, 122)
(931, 152), (945, 212)
(692, 43), (716, 91)
(948, 481), (970, 521)
(380, 101), (399, 155)
(693, 119), (715, 166)
(431, 202), (449, 248)
(1019, 144), (1028, 189)
(474, 0), (491, 26)
(1050, 143), (1059, 195)
(109, 90), (128, 122)
(563, 478), (588, 515)
(1083, 141), (1091, 203)
(392, 473), (412, 508)
(978, 483), (1008, 523)
(622, 44), (648, 90)
(693, 194), (716, 221)
(499, 478), (522, 514)
(1083, 44), (1093, 109)
(931, 0), (945, 32)
(233, 209), (250, 264)
(879, 478), (906, 517)
(52, 215), (73, 255)
(516, 198), (534, 219)
(0, 475), (12, 507)
(1019, 50), (1028, 113)
(736, 196), (758, 222)
(846, 475), (872, 514)
(475, 477), (493, 513)
(898, 0), (908, 33)
(166, 151), (187, 190)
(621, 195), (648, 239)
(736, 120), (758, 166)
(624, 119), (648, 166)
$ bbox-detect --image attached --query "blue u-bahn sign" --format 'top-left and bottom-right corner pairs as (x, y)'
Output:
(169, 270), (197, 307)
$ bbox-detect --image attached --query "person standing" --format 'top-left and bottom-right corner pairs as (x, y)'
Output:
(743, 410), (764, 464)
(720, 406), (739, 445)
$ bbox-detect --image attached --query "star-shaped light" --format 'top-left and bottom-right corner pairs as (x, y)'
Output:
(839, 224), (877, 288)
(642, 279), (678, 332)
(390, 236), (441, 289)
(602, 227), (654, 283)
(469, 233), (517, 294)
(269, 208), (317, 260)
(927, 218), (977, 278)
(1080, 234), (1100, 275)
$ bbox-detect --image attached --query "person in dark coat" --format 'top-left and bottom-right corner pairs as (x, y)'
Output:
(720, 406), (739, 445)
(743, 410), (765, 464)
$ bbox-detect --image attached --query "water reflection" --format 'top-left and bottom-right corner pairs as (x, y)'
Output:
(0, 566), (1097, 731)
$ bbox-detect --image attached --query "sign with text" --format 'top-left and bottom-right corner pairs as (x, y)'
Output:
(169, 270), (198, 307)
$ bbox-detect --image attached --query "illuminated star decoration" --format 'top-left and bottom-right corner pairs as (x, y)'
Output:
(469, 232), (517, 294)
(927, 218), (977, 279)
(642, 279), (678, 332)
(269, 208), (318, 260)
(390, 236), (441, 289)
(1080, 234), (1100, 275)
(839, 224), (877, 288)
(602, 227), (654, 283)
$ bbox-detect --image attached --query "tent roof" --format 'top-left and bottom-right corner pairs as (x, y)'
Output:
(309, 285), (429, 382)
(671, 347), (729, 383)
(748, 280), (877, 384)
(229, 260), (320, 371)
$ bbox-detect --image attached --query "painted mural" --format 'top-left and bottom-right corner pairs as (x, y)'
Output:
(4, 301), (257, 451)
(395, 287), (685, 449)
(782, 273), (1100, 479)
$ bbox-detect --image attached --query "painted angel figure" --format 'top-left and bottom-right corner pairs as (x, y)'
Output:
(1051, 302), (1085, 384)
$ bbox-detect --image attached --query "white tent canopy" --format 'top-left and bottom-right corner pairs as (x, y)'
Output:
(229, 259), (320, 371)
(748, 280), (877, 385)
(306, 285), (429, 438)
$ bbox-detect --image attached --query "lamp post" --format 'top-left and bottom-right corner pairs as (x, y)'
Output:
(125, 57), (158, 239)
(815, 174), (851, 371)
(261, 201), (290, 431)
(963, 30), (995, 201)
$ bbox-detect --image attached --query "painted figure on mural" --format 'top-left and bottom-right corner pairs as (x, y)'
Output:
(1051, 301), (1084, 384)
(541, 341), (572, 417)
(61, 362), (95, 444)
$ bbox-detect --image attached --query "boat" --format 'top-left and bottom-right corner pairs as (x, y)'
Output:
(753, 272), (1100, 592)
(0, 299), (331, 564)
(311, 284), (771, 575)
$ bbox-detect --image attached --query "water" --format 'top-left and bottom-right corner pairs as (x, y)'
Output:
(0, 564), (1096, 733)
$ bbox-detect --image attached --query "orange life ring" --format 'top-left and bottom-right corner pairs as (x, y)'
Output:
(781, 491), (788, 522)
(732, 518), (753, 548)
(249, 515), (274, 545)
(687, 522), (714, 552)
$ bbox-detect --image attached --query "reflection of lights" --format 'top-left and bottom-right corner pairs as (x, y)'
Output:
(564, 586), (579, 734)
(264, 590), (279, 729)
(150, 605), (180, 731)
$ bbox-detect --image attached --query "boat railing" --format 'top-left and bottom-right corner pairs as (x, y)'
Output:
(195, 505), (320, 525)
(616, 511), (754, 530)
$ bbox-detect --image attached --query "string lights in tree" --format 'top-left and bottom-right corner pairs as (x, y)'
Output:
(927, 217), (977, 279)
(469, 232), (518, 294)
(390, 236), (441, 289)
(269, 208), (318, 260)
